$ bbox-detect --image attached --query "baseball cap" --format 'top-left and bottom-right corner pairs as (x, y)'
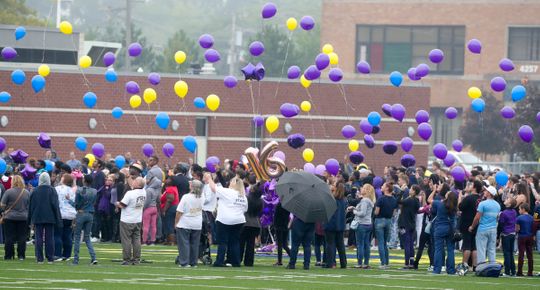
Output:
(359, 168), (369, 175)
(483, 185), (497, 196)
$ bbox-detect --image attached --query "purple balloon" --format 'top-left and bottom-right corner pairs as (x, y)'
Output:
(433, 143), (448, 160)
(325, 158), (340, 176)
(443, 154), (455, 167)
(451, 166), (466, 182)
(341, 125), (356, 139)
(491, 77), (506, 92)
(287, 133), (305, 149)
(254, 63), (265, 81)
(329, 68), (343, 82)
(304, 65), (321, 81)
(148, 72), (161, 86)
(357, 61), (371, 74)
(349, 151), (365, 165)
(383, 141), (398, 155)
(415, 63), (430, 78)
(37, 132), (51, 149)
(224, 75), (238, 88)
(125, 81), (140, 94)
(287, 66), (301, 79)
(142, 143), (154, 158)
(103, 52), (116, 67)
(204, 49), (220, 63)
(273, 151), (286, 162)
(418, 123), (432, 141)
(261, 2), (277, 19)
(241, 63), (256, 80)
(400, 137), (413, 152)
(537, 112), (540, 123)
(304, 163), (315, 174)
(391, 104), (406, 122)
(359, 119), (373, 134)
(315, 53), (330, 70)
(499, 58), (514, 72)
(452, 140), (463, 152)
(401, 154), (416, 168)
(300, 16), (315, 31)
(206, 156), (220, 173)
(518, 125), (534, 143)
(249, 41), (265, 56)
(0, 137), (6, 152)
(372, 126), (380, 135)
(1, 47), (17, 60)
(21, 163), (37, 181)
(429, 49), (444, 64)
(128, 43), (142, 57)
(381, 104), (392, 117)
(467, 39), (482, 54)
(407, 67), (421, 81)
(92, 143), (105, 158)
(415, 110), (430, 124)
(199, 34), (214, 49)
(10, 149), (28, 164)
(162, 143), (175, 158)
(500, 106), (515, 119)
(253, 115), (264, 127)
(280, 103), (300, 118)
(364, 135), (375, 149)
(445, 107), (458, 119)
(315, 164), (326, 176)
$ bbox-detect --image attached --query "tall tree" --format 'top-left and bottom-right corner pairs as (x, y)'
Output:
(509, 82), (540, 160)
(0, 0), (45, 26)
(158, 29), (201, 73)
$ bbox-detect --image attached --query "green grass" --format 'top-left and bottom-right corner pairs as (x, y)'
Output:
(0, 243), (539, 289)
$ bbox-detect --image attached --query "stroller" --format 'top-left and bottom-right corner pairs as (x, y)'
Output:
(175, 211), (212, 265)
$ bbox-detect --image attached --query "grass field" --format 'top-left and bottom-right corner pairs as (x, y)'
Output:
(0, 243), (539, 290)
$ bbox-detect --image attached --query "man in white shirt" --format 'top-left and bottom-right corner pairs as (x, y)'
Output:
(116, 177), (146, 265)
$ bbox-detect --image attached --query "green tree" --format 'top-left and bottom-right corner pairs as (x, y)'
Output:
(158, 29), (201, 73)
(291, 25), (320, 70)
(0, 0), (45, 26)
(510, 83), (540, 160)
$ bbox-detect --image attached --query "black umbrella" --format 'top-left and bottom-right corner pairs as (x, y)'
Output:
(275, 171), (336, 223)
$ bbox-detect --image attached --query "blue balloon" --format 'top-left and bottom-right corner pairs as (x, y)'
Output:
(105, 69), (118, 83)
(511, 85), (526, 102)
(367, 111), (381, 126)
(115, 155), (126, 168)
(112, 107), (123, 119)
(44, 160), (54, 172)
(155, 112), (170, 130)
(183, 136), (197, 153)
(83, 92), (97, 108)
(495, 171), (509, 187)
(31, 75), (46, 93)
(0, 158), (6, 174)
(0, 92), (11, 103)
(15, 26), (26, 40)
(11, 69), (26, 85)
(471, 98), (485, 113)
(75, 136), (88, 151)
(194, 97), (206, 109)
(389, 71), (403, 87)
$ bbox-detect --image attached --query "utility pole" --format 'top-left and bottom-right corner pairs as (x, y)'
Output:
(125, 0), (132, 71)
(228, 14), (236, 76)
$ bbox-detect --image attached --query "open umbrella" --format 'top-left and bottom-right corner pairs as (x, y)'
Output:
(276, 171), (336, 223)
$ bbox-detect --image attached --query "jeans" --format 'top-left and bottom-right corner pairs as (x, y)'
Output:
(314, 234), (325, 263)
(120, 222), (142, 262)
(536, 230), (540, 254)
(73, 212), (97, 263)
(401, 228), (416, 266)
(501, 234), (516, 275)
(239, 226), (259, 266)
(389, 210), (400, 248)
(374, 218), (392, 265)
(54, 219), (73, 259)
(324, 230), (347, 268)
(214, 221), (243, 266)
(433, 234), (455, 274)
(111, 209), (121, 242)
(414, 231), (433, 268)
(35, 223), (55, 262)
(176, 228), (201, 266)
(162, 206), (177, 237)
(517, 236), (534, 276)
(142, 207), (158, 244)
(91, 211), (101, 239)
(476, 228), (497, 264)
(275, 229), (290, 264)
(355, 225), (372, 266)
(3, 219), (28, 260)
(288, 219), (315, 268)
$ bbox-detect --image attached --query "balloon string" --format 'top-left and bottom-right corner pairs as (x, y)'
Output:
(305, 88), (330, 140)
(248, 81), (256, 117)
(272, 30), (294, 100)
(41, 3), (54, 63)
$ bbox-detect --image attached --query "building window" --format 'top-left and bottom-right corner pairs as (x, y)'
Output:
(195, 117), (207, 137)
(251, 122), (263, 149)
(431, 107), (462, 146)
(508, 27), (540, 61)
(0, 48), (77, 65)
(356, 25), (465, 75)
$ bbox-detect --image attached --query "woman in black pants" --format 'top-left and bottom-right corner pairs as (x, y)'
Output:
(324, 182), (348, 269)
(273, 202), (290, 266)
(239, 182), (263, 267)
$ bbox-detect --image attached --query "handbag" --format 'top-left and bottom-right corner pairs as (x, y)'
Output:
(0, 188), (25, 224)
(424, 216), (436, 234)
(350, 218), (359, 230)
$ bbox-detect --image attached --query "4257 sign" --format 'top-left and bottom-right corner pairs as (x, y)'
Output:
(519, 65), (539, 73)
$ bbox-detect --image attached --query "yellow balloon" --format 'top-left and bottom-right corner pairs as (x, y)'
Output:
(468, 86), (482, 99)
(300, 101), (311, 112)
(85, 153), (95, 167)
(206, 94), (220, 111)
(322, 44), (334, 54)
(143, 88), (157, 104)
(286, 17), (297, 31)
(348, 140), (359, 152)
(329, 52), (339, 65)
(174, 51), (186, 64)
(79, 55), (92, 68)
(38, 64), (50, 77)
(265, 115), (279, 134)
(300, 75), (311, 88)
(174, 80), (188, 99)
(302, 148), (314, 162)
(59, 21), (73, 35)
(129, 95), (142, 108)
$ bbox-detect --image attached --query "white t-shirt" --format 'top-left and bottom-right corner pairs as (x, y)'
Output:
(120, 188), (146, 223)
(215, 187), (248, 225)
(55, 184), (76, 220)
(176, 193), (203, 230)
(202, 184), (217, 212)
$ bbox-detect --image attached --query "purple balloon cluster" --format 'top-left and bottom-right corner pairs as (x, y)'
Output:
(242, 62), (265, 81)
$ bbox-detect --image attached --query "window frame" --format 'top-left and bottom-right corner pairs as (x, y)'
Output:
(507, 26), (540, 61)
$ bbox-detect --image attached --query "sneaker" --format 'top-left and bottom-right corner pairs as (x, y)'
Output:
(273, 262), (283, 266)
(71, 261), (79, 266)
(37, 262), (44, 265)
(54, 257), (64, 262)
(191, 265), (198, 268)
(303, 266), (309, 270)
(47, 261), (54, 265)
(121, 261), (131, 266)
(314, 262), (322, 266)
(442, 266), (446, 272)
(132, 260), (140, 265)
(378, 265), (388, 270)
(427, 265), (434, 272)
(18, 258), (25, 261)
(285, 264), (295, 269)
(179, 264), (191, 268)
(363, 265), (371, 269)
(225, 263), (232, 267)
(354, 265), (363, 269)
(62, 257), (71, 262)
(90, 260), (98, 265)
(90, 237), (99, 243)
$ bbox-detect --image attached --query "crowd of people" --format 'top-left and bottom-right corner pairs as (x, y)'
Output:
(0, 150), (539, 277)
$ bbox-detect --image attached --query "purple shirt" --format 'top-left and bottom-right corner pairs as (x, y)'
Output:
(499, 209), (517, 235)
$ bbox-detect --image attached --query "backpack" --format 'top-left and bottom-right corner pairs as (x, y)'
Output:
(475, 262), (503, 277)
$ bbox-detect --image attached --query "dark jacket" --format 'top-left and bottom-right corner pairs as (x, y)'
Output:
(273, 203), (290, 231)
(171, 174), (190, 200)
(324, 198), (347, 232)
(431, 200), (455, 238)
(28, 185), (62, 225)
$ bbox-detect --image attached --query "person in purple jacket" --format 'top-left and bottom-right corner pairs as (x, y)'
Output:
(516, 203), (535, 276)
(499, 197), (517, 276)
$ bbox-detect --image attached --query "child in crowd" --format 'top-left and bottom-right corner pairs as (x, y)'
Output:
(499, 197), (517, 276)
(516, 203), (535, 276)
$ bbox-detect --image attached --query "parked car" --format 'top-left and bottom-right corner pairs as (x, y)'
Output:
(430, 151), (504, 172)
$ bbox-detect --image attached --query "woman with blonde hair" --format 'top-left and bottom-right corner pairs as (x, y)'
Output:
(349, 183), (375, 268)
(0, 175), (30, 260)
